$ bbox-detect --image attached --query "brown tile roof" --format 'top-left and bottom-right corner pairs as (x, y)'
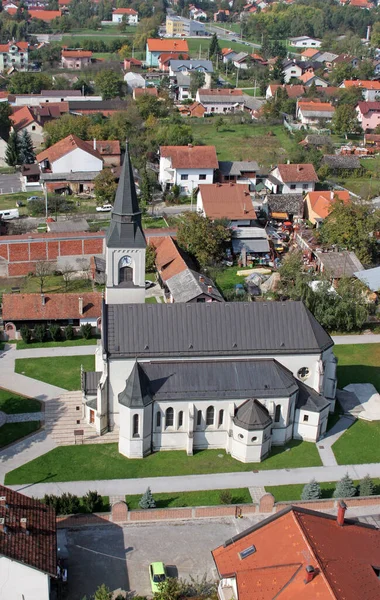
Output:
(2, 292), (102, 321)
(62, 49), (92, 58)
(357, 101), (380, 114)
(212, 506), (380, 600)
(276, 163), (319, 183)
(160, 145), (218, 169)
(0, 484), (56, 577)
(134, 87), (158, 97)
(11, 106), (36, 131)
(34, 101), (69, 118)
(113, 7), (137, 14)
(84, 140), (120, 155)
(147, 38), (189, 53)
(0, 41), (28, 52)
(150, 235), (188, 281)
(268, 84), (305, 97)
(199, 183), (256, 220)
(37, 134), (103, 164)
(28, 9), (61, 20)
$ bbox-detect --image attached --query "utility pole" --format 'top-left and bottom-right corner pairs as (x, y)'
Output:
(254, 79), (257, 97)
(236, 67), (239, 88)
(199, 44), (201, 59)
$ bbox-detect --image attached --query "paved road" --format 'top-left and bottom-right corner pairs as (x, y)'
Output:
(332, 334), (380, 345)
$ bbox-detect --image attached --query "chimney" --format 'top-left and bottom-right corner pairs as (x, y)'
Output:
(199, 275), (205, 283)
(304, 565), (316, 584)
(207, 285), (212, 293)
(20, 517), (27, 530)
(41, 293), (45, 306)
(93, 138), (96, 150)
(297, 165), (302, 172)
(337, 500), (347, 526)
(0, 496), (6, 507)
(79, 296), (83, 316)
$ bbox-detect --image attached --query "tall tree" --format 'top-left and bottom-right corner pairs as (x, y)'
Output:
(189, 71), (206, 98)
(0, 102), (12, 141)
(333, 473), (356, 498)
(94, 70), (122, 99)
(94, 169), (118, 205)
(18, 129), (35, 164)
(332, 104), (361, 135)
(209, 33), (220, 59)
(359, 475), (374, 496)
(5, 131), (19, 166)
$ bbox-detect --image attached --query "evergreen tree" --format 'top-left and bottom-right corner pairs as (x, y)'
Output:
(359, 474), (374, 497)
(5, 131), (19, 166)
(301, 479), (321, 501)
(138, 487), (156, 509)
(209, 33), (220, 59)
(333, 473), (357, 498)
(18, 129), (35, 164)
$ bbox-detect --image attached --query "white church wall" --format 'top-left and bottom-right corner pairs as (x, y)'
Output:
(293, 408), (321, 442)
(230, 422), (271, 463)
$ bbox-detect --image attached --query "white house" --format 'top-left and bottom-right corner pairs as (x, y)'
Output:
(195, 88), (246, 114)
(265, 163), (319, 194)
(297, 100), (335, 126)
(288, 36), (322, 48)
(282, 60), (303, 83)
(112, 7), (138, 24)
(36, 134), (103, 174)
(81, 149), (338, 463)
(340, 80), (380, 101)
(0, 485), (57, 600)
(159, 144), (218, 195)
(10, 105), (44, 147)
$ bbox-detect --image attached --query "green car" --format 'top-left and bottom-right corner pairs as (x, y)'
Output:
(149, 562), (167, 593)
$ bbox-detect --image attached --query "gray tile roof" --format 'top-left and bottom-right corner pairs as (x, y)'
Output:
(296, 380), (330, 412)
(166, 268), (224, 303)
(176, 73), (190, 86)
(82, 371), (102, 395)
(198, 92), (245, 104)
(218, 161), (259, 176)
(170, 60), (213, 73)
(354, 266), (380, 292)
(233, 398), (272, 431)
(47, 219), (89, 233)
(105, 301), (333, 358)
(232, 237), (270, 254)
(265, 194), (304, 217)
(304, 135), (332, 146)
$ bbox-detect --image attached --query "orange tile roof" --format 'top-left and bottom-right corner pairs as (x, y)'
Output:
(301, 48), (320, 58)
(350, 0), (372, 6)
(307, 190), (349, 219)
(28, 9), (62, 20)
(159, 52), (190, 64)
(198, 88), (244, 97)
(147, 38), (189, 53)
(276, 163), (319, 183)
(2, 292), (102, 321)
(160, 145), (218, 169)
(0, 41), (28, 52)
(37, 134), (102, 164)
(298, 100), (335, 112)
(299, 71), (318, 83)
(213, 506), (380, 600)
(58, 0), (72, 5)
(343, 79), (380, 90)
(62, 49), (92, 58)
(221, 47), (233, 55)
(199, 183), (256, 220)
(10, 106), (35, 131)
(150, 236), (188, 281)
(113, 7), (137, 14)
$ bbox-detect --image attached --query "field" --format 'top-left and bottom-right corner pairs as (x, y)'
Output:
(15, 355), (95, 391)
(0, 275), (93, 300)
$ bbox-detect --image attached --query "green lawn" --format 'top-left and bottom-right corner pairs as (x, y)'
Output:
(142, 216), (167, 229)
(334, 344), (380, 392)
(4, 441), (321, 485)
(267, 478), (380, 501)
(187, 37), (249, 58)
(0, 422), (40, 448)
(333, 420), (380, 465)
(208, 265), (255, 297)
(190, 122), (295, 168)
(0, 389), (41, 414)
(15, 355), (95, 391)
(16, 338), (98, 350)
(126, 488), (252, 510)
(145, 296), (157, 303)
(0, 275), (93, 298)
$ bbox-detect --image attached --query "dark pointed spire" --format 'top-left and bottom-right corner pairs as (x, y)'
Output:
(106, 143), (146, 249)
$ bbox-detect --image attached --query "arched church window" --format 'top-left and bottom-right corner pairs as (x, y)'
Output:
(132, 414), (139, 437)
(206, 406), (215, 426)
(119, 255), (133, 284)
(178, 411), (183, 428)
(274, 405), (281, 423)
(165, 407), (174, 428)
(218, 409), (224, 427)
(156, 412), (161, 428)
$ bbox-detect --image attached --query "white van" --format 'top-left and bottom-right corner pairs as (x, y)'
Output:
(0, 208), (19, 220)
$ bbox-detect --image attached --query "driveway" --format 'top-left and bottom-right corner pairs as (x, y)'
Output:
(0, 172), (22, 194)
(58, 517), (259, 599)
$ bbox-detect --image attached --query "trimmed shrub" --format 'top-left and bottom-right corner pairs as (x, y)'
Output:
(34, 324), (47, 343)
(49, 323), (61, 341)
(20, 324), (32, 344)
(80, 323), (92, 339)
(64, 324), (74, 340)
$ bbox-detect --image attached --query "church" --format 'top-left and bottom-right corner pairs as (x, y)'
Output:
(81, 148), (338, 462)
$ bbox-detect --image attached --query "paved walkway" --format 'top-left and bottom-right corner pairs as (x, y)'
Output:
(332, 334), (380, 345)
(317, 415), (356, 467)
(6, 412), (44, 423)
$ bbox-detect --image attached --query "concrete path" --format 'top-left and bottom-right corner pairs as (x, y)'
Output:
(332, 334), (380, 345)
(317, 416), (356, 467)
(9, 463), (380, 498)
(6, 412), (44, 423)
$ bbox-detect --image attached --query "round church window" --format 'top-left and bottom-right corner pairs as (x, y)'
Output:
(238, 434), (244, 440)
(251, 436), (257, 442)
(120, 256), (132, 267)
(297, 367), (310, 380)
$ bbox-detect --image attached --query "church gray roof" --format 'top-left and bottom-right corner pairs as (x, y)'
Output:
(118, 363), (152, 408)
(104, 301), (333, 358)
(233, 398), (272, 431)
(296, 380), (331, 412)
(106, 144), (146, 249)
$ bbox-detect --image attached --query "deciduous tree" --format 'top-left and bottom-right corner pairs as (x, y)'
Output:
(94, 69), (122, 100)
(332, 104), (361, 135)
(189, 70), (205, 98)
(94, 169), (118, 205)
(177, 212), (231, 268)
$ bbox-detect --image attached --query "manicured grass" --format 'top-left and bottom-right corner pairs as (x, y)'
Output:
(333, 420), (380, 465)
(142, 216), (167, 229)
(334, 344), (380, 392)
(267, 479), (380, 501)
(126, 488), (252, 510)
(15, 355), (95, 391)
(5, 441), (321, 485)
(0, 275), (93, 296)
(16, 338), (98, 350)
(208, 265), (253, 297)
(190, 122), (295, 168)
(0, 421), (40, 448)
(0, 389), (41, 414)
(145, 296), (157, 303)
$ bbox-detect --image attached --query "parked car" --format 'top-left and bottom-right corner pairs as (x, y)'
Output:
(149, 562), (167, 594)
(96, 204), (113, 212)
(27, 196), (40, 203)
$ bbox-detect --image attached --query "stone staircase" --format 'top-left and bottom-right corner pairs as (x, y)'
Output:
(45, 391), (119, 446)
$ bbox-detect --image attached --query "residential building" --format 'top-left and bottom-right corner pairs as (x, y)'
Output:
(266, 84), (305, 99)
(175, 73), (192, 101)
(300, 48), (321, 61)
(123, 57), (142, 70)
(9, 90), (102, 107)
(68, 99), (128, 117)
(124, 72), (145, 90)
(304, 190), (350, 227)
(197, 183), (257, 226)
(349, 0), (372, 8)
(85, 139), (120, 167)
(299, 134), (333, 149)
(0, 484), (57, 600)
(81, 148), (337, 458)
(178, 101), (206, 117)
(169, 59), (213, 79)
(0, 41), (28, 72)
(214, 9), (230, 21)
(10, 106), (44, 147)
(213, 504), (380, 600)
(165, 15), (205, 36)
(146, 39), (189, 67)
(112, 8), (138, 24)
(32, 101), (69, 127)
(222, 49), (239, 64)
(282, 59), (303, 83)
(233, 52), (250, 69)
(159, 144), (217, 195)
(288, 36), (322, 48)
(299, 71), (328, 87)
(217, 161), (258, 189)
(315, 51), (339, 70)
(356, 101), (380, 131)
(332, 53), (359, 69)
(195, 88), (246, 114)
(265, 163), (319, 194)
(263, 194), (304, 221)
(27, 9), (62, 21)
(340, 80), (380, 101)
(297, 100), (335, 125)
(189, 5), (207, 20)
(61, 48), (92, 69)
(158, 52), (190, 71)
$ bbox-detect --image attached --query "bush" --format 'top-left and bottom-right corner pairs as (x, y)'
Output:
(80, 323), (92, 339)
(64, 324), (74, 340)
(301, 479), (321, 501)
(20, 324), (32, 344)
(59, 492), (81, 515)
(34, 324), (47, 343)
(43, 494), (61, 512)
(359, 474), (374, 497)
(49, 323), (61, 341)
(219, 490), (233, 504)
(139, 487), (156, 509)
(82, 490), (102, 513)
(333, 473), (357, 498)
(146, 243), (156, 273)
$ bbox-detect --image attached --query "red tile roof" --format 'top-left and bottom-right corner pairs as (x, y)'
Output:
(307, 190), (350, 219)
(0, 41), (28, 52)
(343, 79), (380, 90)
(2, 292), (102, 322)
(276, 163), (319, 183)
(150, 235), (188, 281)
(199, 183), (256, 220)
(357, 101), (380, 114)
(62, 49), (92, 58)
(134, 87), (158, 97)
(268, 84), (305, 97)
(10, 106), (36, 131)
(37, 134), (103, 164)
(0, 484), (56, 577)
(213, 506), (380, 600)
(301, 48), (320, 58)
(84, 139), (120, 155)
(298, 100), (335, 113)
(28, 9), (62, 20)
(113, 7), (137, 14)
(299, 71), (319, 83)
(147, 38), (189, 53)
(160, 145), (218, 169)
(350, 0), (372, 7)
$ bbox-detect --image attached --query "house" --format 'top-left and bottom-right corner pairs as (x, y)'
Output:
(315, 51), (339, 70)
(61, 48), (92, 69)
(166, 15), (205, 36)
(68, 99), (128, 117)
(9, 89), (101, 107)
(332, 53), (359, 69)
(299, 71), (328, 87)
(175, 73), (192, 101)
(365, 133), (380, 147)
(0, 484), (57, 600)
(10, 106), (44, 147)
(265, 164), (319, 194)
(189, 5), (207, 20)
(81, 147), (337, 458)
(301, 48), (321, 61)
(304, 190), (350, 227)
(212, 504), (380, 600)
(0, 41), (28, 72)
(159, 144), (218, 195)
(341, 80), (380, 102)
(158, 52), (190, 72)
(217, 161), (258, 189)
(169, 60), (213, 80)
(282, 60), (303, 83)
(150, 235), (223, 303)
(28, 9), (62, 21)
(350, 0), (372, 8)
(133, 87), (158, 100)
(214, 9), (230, 21)
(288, 36), (322, 48)
(178, 101), (206, 117)
(3, 292), (102, 335)
(146, 39), (189, 67)
(197, 183), (256, 226)
(321, 154), (362, 173)
(266, 84), (305, 99)
(299, 134), (332, 149)
(124, 72), (145, 91)
(356, 101), (380, 131)
(316, 250), (364, 280)
(112, 8), (138, 24)
(85, 140), (120, 167)
(123, 57), (142, 70)
(297, 100), (335, 125)
(195, 88), (246, 114)
(32, 101), (69, 127)
(354, 266), (380, 293)
(233, 52), (250, 69)
(222, 49), (239, 64)
(263, 194), (304, 221)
